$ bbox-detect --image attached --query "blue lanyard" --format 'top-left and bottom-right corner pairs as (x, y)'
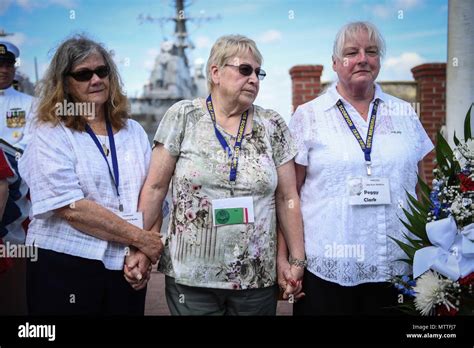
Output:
(85, 118), (123, 211)
(336, 98), (380, 176)
(206, 94), (248, 195)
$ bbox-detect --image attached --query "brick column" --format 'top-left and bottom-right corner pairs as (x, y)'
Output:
(289, 65), (323, 112)
(411, 63), (446, 185)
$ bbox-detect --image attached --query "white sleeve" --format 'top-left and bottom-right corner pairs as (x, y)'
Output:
(289, 105), (310, 166)
(19, 124), (84, 218)
(128, 119), (152, 171)
(139, 123), (152, 171)
(408, 107), (434, 162)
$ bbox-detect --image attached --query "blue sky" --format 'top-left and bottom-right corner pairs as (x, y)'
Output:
(1, 0), (448, 120)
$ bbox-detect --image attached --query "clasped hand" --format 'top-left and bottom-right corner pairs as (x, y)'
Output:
(277, 259), (305, 302)
(124, 233), (163, 291)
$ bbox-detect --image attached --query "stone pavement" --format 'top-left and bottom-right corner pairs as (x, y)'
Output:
(145, 270), (293, 315)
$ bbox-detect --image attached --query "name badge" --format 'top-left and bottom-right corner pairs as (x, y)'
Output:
(348, 177), (391, 205)
(117, 211), (144, 229)
(212, 196), (255, 226)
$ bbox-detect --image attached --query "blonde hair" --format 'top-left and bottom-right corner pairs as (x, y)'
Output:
(206, 34), (263, 92)
(36, 34), (128, 131)
(332, 21), (386, 61)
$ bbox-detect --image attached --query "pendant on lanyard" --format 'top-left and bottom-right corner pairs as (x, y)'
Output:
(85, 118), (123, 211)
(366, 161), (372, 176)
(206, 95), (248, 196)
(336, 98), (380, 176)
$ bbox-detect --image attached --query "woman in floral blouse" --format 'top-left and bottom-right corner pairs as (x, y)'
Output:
(137, 34), (306, 315)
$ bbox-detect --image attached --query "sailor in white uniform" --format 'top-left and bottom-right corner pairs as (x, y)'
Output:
(0, 40), (34, 315)
(0, 41), (35, 150)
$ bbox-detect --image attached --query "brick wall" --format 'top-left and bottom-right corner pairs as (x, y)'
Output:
(411, 63), (447, 185)
(289, 65), (323, 111)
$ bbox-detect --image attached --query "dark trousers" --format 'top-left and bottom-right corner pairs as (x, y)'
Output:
(0, 258), (27, 315)
(294, 269), (400, 315)
(165, 276), (278, 315)
(27, 248), (146, 315)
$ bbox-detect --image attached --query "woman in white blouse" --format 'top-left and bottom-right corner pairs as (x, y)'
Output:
(279, 21), (434, 315)
(18, 36), (163, 315)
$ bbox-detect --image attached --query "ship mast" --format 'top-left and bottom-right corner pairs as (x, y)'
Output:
(174, 0), (189, 66)
(138, 0), (219, 67)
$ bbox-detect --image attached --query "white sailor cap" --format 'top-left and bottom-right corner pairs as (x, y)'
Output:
(0, 41), (19, 63)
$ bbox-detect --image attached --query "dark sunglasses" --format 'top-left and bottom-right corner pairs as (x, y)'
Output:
(225, 64), (266, 80)
(68, 65), (110, 82)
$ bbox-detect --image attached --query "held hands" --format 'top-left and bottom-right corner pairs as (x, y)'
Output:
(124, 247), (153, 290)
(277, 258), (305, 301)
(126, 224), (164, 289)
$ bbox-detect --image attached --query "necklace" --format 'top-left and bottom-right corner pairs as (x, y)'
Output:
(88, 120), (110, 156)
(100, 135), (109, 156)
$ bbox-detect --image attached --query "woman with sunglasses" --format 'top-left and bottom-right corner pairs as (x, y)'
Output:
(18, 35), (163, 315)
(139, 34), (305, 315)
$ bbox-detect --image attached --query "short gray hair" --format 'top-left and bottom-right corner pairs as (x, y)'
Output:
(332, 21), (386, 61)
(206, 34), (263, 92)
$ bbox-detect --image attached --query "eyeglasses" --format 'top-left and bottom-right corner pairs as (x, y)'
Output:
(225, 64), (266, 80)
(68, 66), (110, 82)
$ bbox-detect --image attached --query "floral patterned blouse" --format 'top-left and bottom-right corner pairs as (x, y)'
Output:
(155, 98), (297, 290)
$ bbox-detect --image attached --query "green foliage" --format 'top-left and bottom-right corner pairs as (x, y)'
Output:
(464, 104), (472, 141)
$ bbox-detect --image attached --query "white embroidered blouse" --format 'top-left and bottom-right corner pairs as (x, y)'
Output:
(289, 83), (433, 286)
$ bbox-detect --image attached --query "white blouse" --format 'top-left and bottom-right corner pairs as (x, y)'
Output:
(18, 119), (151, 270)
(289, 83), (433, 286)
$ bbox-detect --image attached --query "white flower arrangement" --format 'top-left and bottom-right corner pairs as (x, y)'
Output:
(413, 270), (460, 316)
(392, 105), (474, 316)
